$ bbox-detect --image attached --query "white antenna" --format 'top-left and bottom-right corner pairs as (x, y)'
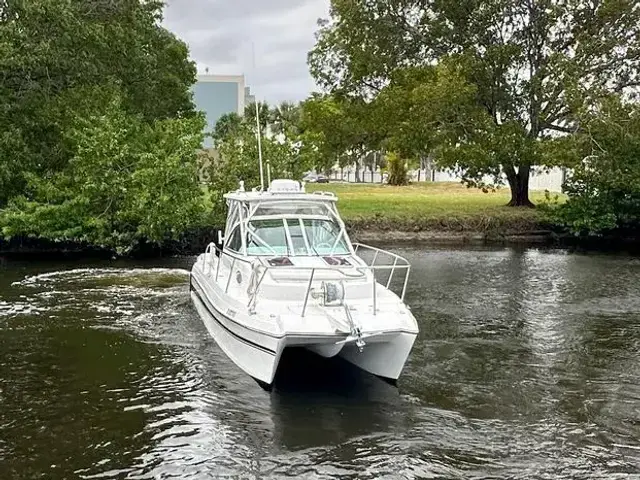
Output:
(255, 101), (265, 190)
(265, 105), (271, 185)
(251, 41), (266, 190)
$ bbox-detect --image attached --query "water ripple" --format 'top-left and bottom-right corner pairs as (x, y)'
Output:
(0, 250), (639, 479)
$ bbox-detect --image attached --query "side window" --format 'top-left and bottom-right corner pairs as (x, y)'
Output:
(226, 226), (242, 252)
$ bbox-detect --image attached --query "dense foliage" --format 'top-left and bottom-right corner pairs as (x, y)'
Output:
(3, 0), (640, 251)
(545, 97), (640, 235)
(309, 0), (640, 206)
(0, 0), (205, 252)
(208, 102), (317, 221)
(384, 152), (408, 186)
(300, 94), (383, 182)
(1, 94), (206, 252)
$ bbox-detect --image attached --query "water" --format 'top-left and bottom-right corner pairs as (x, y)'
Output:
(0, 246), (639, 479)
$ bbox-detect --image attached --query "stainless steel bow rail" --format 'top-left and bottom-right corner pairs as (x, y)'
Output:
(203, 242), (411, 317)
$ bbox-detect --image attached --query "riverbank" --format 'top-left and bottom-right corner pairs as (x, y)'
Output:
(3, 182), (635, 258)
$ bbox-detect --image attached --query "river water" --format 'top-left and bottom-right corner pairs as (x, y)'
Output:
(0, 246), (639, 479)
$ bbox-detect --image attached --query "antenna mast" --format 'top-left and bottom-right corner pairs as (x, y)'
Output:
(251, 41), (266, 190)
(255, 101), (265, 190)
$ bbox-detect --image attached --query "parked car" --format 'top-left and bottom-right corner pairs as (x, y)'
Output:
(303, 173), (330, 183)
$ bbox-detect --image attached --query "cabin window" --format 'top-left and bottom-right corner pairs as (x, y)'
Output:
(303, 219), (349, 255)
(245, 218), (349, 256)
(253, 202), (333, 218)
(247, 219), (288, 255)
(226, 226), (243, 252)
(286, 220), (309, 255)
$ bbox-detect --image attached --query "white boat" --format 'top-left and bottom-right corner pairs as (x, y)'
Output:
(189, 179), (419, 388)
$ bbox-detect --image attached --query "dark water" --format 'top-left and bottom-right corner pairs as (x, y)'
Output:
(0, 246), (639, 479)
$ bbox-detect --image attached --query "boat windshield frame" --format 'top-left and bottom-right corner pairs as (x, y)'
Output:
(223, 197), (354, 257)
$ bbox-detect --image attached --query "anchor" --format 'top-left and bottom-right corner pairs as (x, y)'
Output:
(338, 303), (366, 352)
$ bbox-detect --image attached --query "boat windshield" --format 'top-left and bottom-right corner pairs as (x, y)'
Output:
(246, 218), (350, 256)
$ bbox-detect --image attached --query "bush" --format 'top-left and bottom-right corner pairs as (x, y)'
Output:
(0, 95), (207, 254)
(546, 96), (640, 236)
(386, 151), (409, 185)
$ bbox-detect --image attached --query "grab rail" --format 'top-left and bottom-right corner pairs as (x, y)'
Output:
(202, 241), (411, 316)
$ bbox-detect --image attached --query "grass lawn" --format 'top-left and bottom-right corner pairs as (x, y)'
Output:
(306, 182), (561, 233)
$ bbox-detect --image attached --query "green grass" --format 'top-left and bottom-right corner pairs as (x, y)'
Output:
(306, 182), (561, 233)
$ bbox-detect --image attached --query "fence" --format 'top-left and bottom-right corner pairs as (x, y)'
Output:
(327, 167), (566, 192)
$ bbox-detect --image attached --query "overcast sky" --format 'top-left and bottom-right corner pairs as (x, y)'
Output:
(162, 0), (330, 103)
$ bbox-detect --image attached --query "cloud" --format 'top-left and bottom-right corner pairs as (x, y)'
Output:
(162, 0), (329, 103)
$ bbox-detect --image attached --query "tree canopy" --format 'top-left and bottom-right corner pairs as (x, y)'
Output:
(300, 93), (382, 181)
(208, 101), (316, 220)
(0, 93), (206, 253)
(545, 96), (640, 235)
(309, 0), (640, 205)
(0, 0), (206, 252)
(0, 0), (197, 205)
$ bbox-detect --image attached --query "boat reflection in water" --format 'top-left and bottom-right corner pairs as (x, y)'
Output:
(267, 347), (408, 451)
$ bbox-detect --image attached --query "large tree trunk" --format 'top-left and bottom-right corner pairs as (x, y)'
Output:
(505, 165), (535, 207)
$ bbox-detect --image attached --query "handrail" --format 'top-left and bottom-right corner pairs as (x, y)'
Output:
(209, 241), (410, 270)
(352, 242), (409, 265)
(203, 241), (411, 315)
(301, 269), (315, 317)
(352, 243), (412, 301)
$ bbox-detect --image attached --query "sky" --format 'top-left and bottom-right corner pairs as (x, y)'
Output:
(162, 0), (330, 103)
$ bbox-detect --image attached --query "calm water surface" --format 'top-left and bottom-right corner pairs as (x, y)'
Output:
(0, 246), (639, 479)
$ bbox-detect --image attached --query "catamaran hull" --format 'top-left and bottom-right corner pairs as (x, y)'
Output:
(191, 283), (284, 385)
(308, 331), (416, 380)
(338, 331), (416, 380)
(191, 279), (416, 386)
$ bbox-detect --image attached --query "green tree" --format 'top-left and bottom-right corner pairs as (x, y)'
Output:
(301, 94), (380, 181)
(545, 96), (640, 235)
(385, 152), (408, 186)
(270, 101), (302, 140)
(0, 93), (207, 253)
(211, 112), (244, 145)
(0, 0), (197, 205)
(244, 101), (271, 134)
(376, 63), (532, 193)
(270, 101), (322, 178)
(208, 102), (309, 219)
(310, 0), (640, 206)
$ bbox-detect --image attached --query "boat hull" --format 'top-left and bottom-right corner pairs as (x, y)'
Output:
(190, 262), (418, 386)
(191, 284), (284, 384)
(338, 331), (416, 380)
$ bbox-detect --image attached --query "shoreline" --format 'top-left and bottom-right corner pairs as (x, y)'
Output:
(2, 226), (638, 259)
(351, 228), (555, 245)
(0, 183), (572, 259)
